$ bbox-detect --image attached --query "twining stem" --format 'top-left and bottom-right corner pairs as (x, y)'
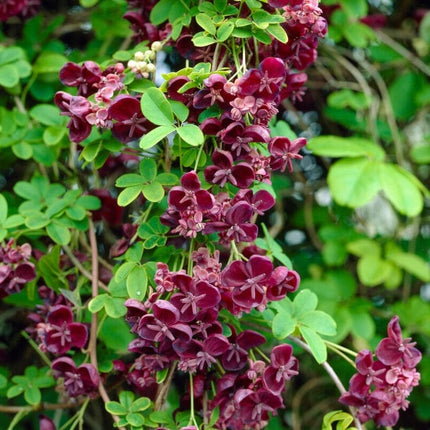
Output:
(288, 335), (364, 430)
(87, 219), (125, 430)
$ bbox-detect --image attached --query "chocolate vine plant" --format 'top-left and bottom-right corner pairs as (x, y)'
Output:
(0, 0), (428, 429)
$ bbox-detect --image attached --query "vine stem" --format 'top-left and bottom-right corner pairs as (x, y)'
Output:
(288, 335), (364, 430)
(88, 219), (125, 430)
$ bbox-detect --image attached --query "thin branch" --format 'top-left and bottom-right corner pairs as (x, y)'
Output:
(87, 219), (125, 430)
(288, 335), (364, 430)
(62, 244), (109, 292)
(376, 30), (430, 78)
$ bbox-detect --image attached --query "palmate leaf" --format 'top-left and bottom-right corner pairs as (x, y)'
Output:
(141, 87), (174, 126)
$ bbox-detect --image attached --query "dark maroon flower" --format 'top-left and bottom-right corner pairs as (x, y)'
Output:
(108, 94), (151, 143)
(123, 11), (160, 43)
(52, 357), (99, 398)
(234, 388), (283, 423)
(137, 300), (193, 343)
(376, 316), (422, 368)
(54, 92), (92, 143)
(269, 136), (307, 173)
(263, 344), (299, 393)
(193, 74), (233, 109)
(169, 273), (220, 322)
(232, 189), (275, 216)
(267, 266), (300, 301)
(204, 201), (258, 244)
(221, 255), (274, 310)
(219, 121), (271, 158)
(38, 305), (88, 355)
(168, 171), (214, 213)
(204, 149), (255, 189)
(222, 328), (266, 371)
(59, 61), (102, 97)
(175, 333), (230, 372)
(0, 0), (25, 21)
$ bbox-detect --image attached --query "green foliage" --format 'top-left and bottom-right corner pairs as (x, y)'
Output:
(271, 290), (337, 363)
(322, 410), (357, 430)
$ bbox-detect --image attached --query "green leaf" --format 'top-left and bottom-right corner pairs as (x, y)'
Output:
(115, 262), (137, 283)
(140, 124), (175, 150)
(12, 141), (33, 160)
(80, 0), (99, 6)
(307, 136), (385, 160)
(88, 294), (109, 313)
(379, 163), (423, 217)
(169, 100), (189, 122)
(106, 401), (128, 415)
(322, 410), (356, 430)
(117, 185), (143, 207)
(33, 52), (67, 74)
(346, 238), (381, 257)
(149, 0), (170, 25)
(116, 174), (144, 188)
(24, 386), (41, 405)
(30, 104), (63, 127)
(266, 24), (288, 43)
(217, 20), (235, 41)
(0, 194), (7, 223)
(77, 195), (101, 210)
(127, 265), (148, 300)
(192, 34), (217, 47)
(142, 181), (165, 202)
(66, 205), (87, 221)
(328, 158), (381, 207)
(3, 214), (24, 229)
(126, 412), (145, 427)
(299, 326), (327, 363)
(7, 385), (24, 398)
(410, 143), (430, 164)
(340, 0), (368, 18)
(43, 126), (66, 146)
(300, 311), (337, 336)
(0, 46), (25, 64)
(176, 123), (205, 146)
(0, 64), (19, 87)
(196, 13), (216, 35)
(156, 172), (178, 186)
(24, 211), (49, 229)
(141, 87), (174, 126)
(386, 252), (430, 282)
(343, 22), (375, 48)
(104, 297), (127, 318)
(294, 289), (318, 316)
(139, 158), (157, 182)
(46, 219), (71, 245)
(388, 72), (426, 120)
(357, 255), (391, 286)
(130, 397), (151, 413)
(272, 311), (296, 339)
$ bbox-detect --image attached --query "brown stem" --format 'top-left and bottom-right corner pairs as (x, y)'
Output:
(62, 244), (109, 292)
(288, 335), (364, 430)
(87, 219), (125, 430)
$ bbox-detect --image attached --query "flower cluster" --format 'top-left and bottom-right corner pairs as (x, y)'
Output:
(124, 247), (300, 428)
(0, 0), (40, 21)
(339, 316), (422, 427)
(0, 239), (36, 299)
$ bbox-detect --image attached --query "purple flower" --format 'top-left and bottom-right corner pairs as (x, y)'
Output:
(108, 94), (151, 143)
(54, 91), (92, 143)
(221, 255), (274, 310)
(169, 273), (220, 322)
(52, 357), (99, 398)
(168, 171), (214, 213)
(193, 74), (233, 109)
(137, 300), (193, 343)
(219, 121), (270, 158)
(267, 266), (300, 301)
(376, 316), (422, 368)
(204, 149), (255, 189)
(263, 344), (299, 393)
(39, 305), (88, 355)
(232, 189), (275, 216)
(221, 328), (266, 371)
(204, 201), (258, 244)
(59, 61), (102, 97)
(234, 388), (283, 424)
(269, 136), (307, 173)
